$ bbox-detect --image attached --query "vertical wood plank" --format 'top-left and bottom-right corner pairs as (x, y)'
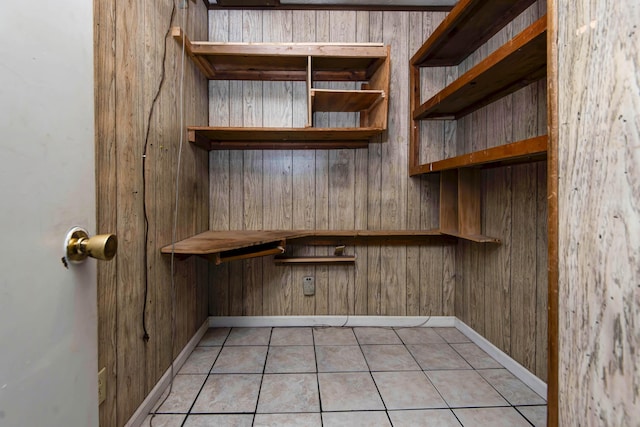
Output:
(241, 9), (264, 316)
(262, 10), (293, 316)
(227, 10), (244, 316)
(366, 10), (383, 316)
(291, 9), (317, 315)
(114, 1), (147, 423)
(381, 11), (409, 315)
(95, 0), (118, 423)
(312, 10), (330, 315)
(405, 11), (423, 317)
(510, 0), (539, 370)
(353, 10), (370, 315)
(208, 9), (231, 317)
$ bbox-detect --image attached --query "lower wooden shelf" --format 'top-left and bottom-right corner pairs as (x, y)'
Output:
(161, 230), (467, 264)
(188, 127), (385, 150)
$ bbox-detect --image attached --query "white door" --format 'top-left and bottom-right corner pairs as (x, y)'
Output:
(0, 1), (99, 426)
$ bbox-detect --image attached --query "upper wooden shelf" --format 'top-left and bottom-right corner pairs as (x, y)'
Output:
(172, 27), (388, 81)
(188, 127), (384, 150)
(410, 136), (548, 176)
(413, 16), (547, 120)
(410, 0), (539, 67)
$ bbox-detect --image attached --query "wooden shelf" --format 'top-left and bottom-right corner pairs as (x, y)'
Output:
(174, 27), (390, 149)
(161, 229), (480, 264)
(410, 136), (548, 176)
(188, 127), (384, 150)
(413, 16), (547, 120)
(310, 89), (385, 112)
(411, 0), (539, 67)
(173, 27), (388, 81)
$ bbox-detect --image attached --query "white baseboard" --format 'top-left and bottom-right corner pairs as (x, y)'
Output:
(208, 315), (456, 328)
(455, 319), (547, 399)
(124, 320), (209, 427)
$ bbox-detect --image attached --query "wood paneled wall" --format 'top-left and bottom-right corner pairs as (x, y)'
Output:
(207, 9), (456, 318)
(451, 2), (549, 381)
(95, 1), (209, 425)
(206, 6), (548, 381)
(557, 0), (640, 424)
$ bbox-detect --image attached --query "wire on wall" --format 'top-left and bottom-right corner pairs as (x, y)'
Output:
(149, 1), (188, 424)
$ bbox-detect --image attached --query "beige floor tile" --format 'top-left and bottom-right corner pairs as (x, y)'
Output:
(211, 346), (268, 373)
(265, 346), (316, 373)
(198, 328), (230, 346)
(179, 347), (221, 374)
(453, 407), (531, 427)
(316, 345), (368, 372)
(141, 414), (185, 427)
(254, 413), (321, 427)
(395, 328), (446, 344)
(433, 328), (471, 343)
(318, 372), (385, 411)
(373, 371), (447, 410)
(225, 327), (272, 346)
(517, 405), (547, 427)
(451, 343), (502, 369)
(313, 327), (358, 345)
(321, 411), (391, 427)
(426, 370), (508, 407)
(353, 327), (402, 344)
(153, 375), (207, 413)
(256, 373), (320, 413)
(361, 345), (421, 371)
(183, 414), (253, 427)
(408, 344), (472, 370)
(192, 374), (261, 413)
(479, 369), (546, 405)
(388, 409), (462, 427)
(270, 327), (314, 346)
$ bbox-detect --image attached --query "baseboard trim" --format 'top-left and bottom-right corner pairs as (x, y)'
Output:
(208, 315), (457, 328)
(455, 319), (547, 399)
(124, 320), (209, 427)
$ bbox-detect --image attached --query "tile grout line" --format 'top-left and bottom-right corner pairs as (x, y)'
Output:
(252, 327), (273, 426)
(179, 328), (231, 427)
(397, 327), (464, 426)
(353, 327), (393, 426)
(312, 327), (324, 427)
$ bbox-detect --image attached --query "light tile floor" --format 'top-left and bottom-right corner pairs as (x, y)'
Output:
(144, 327), (546, 427)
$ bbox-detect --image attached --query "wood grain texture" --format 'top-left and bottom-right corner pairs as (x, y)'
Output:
(94, 0), (117, 424)
(206, 9), (456, 321)
(95, 1), (209, 425)
(452, 0), (548, 380)
(557, 0), (640, 424)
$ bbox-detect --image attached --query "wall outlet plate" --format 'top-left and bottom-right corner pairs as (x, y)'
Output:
(303, 276), (315, 296)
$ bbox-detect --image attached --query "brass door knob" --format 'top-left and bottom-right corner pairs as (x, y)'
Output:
(64, 227), (118, 263)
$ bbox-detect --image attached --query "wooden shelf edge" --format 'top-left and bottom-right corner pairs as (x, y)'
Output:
(440, 231), (502, 244)
(161, 229), (456, 259)
(410, 0), (538, 67)
(188, 127), (385, 150)
(413, 17), (547, 121)
(274, 256), (357, 265)
(411, 136), (548, 175)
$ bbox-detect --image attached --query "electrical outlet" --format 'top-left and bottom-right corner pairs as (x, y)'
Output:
(98, 367), (106, 405)
(303, 276), (315, 296)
